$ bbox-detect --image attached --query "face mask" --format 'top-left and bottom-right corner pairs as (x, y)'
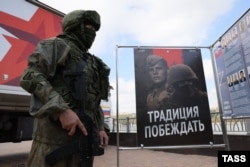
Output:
(80, 23), (96, 49)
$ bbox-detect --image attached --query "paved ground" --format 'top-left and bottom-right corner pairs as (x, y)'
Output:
(0, 141), (217, 167)
(94, 146), (217, 167)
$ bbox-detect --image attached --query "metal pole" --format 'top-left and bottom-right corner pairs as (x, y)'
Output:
(115, 45), (120, 167)
(126, 117), (130, 133)
(119, 143), (226, 150)
(209, 46), (230, 151)
(116, 45), (210, 49)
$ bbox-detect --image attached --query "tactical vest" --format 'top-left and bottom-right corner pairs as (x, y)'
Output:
(65, 52), (110, 111)
(50, 38), (110, 113)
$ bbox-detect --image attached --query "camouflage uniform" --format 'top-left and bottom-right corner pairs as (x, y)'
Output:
(20, 10), (110, 167)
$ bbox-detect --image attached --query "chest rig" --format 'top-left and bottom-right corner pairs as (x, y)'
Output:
(63, 52), (110, 112)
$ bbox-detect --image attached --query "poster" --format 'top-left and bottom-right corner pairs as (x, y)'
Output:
(134, 48), (213, 146)
(212, 9), (250, 118)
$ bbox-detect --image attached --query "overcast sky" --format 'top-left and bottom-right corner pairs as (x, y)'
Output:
(40, 0), (250, 114)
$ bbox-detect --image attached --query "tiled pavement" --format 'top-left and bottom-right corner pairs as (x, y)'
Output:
(94, 146), (217, 167)
(0, 141), (217, 167)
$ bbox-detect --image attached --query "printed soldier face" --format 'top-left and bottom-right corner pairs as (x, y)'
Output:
(148, 61), (167, 84)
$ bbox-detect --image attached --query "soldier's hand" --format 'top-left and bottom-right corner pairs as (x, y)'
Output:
(99, 130), (108, 147)
(59, 109), (88, 136)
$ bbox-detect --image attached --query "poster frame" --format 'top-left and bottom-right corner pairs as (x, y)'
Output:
(115, 45), (228, 167)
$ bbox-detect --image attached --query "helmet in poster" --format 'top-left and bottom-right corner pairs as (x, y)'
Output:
(168, 64), (198, 86)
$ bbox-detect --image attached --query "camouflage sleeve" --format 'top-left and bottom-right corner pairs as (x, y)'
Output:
(20, 38), (70, 120)
(96, 106), (105, 131)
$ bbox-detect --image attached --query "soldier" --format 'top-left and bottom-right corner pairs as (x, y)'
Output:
(20, 10), (110, 166)
(167, 64), (208, 108)
(145, 54), (170, 110)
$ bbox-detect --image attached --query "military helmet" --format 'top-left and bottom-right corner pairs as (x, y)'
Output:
(168, 64), (198, 85)
(62, 10), (101, 32)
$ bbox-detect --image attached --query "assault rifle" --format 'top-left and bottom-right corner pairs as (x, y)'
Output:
(45, 55), (104, 167)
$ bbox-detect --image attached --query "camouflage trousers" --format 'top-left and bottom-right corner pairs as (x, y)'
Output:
(26, 140), (92, 167)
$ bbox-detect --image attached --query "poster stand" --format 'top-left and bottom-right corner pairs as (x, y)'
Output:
(119, 143), (226, 150)
(209, 47), (230, 151)
(115, 45), (229, 167)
